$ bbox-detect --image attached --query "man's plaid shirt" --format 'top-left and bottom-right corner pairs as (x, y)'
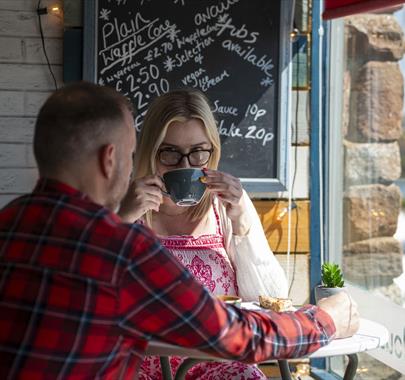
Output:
(0, 179), (335, 379)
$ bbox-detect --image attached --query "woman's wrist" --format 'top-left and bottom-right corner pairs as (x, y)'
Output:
(227, 196), (252, 236)
(231, 212), (251, 236)
(117, 208), (142, 223)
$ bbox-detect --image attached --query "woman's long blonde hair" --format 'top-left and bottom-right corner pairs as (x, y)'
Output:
(135, 88), (221, 227)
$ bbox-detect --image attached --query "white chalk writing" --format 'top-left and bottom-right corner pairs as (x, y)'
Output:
(194, 0), (240, 25)
(104, 61), (140, 83)
(181, 68), (206, 86)
(245, 103), (267, 121)
(222, 39), (274, 77)
(176, 24), (218, 49)
(198, 70), (230, 91)
(100, 14), (176, 73)
(218, 120), (274, 146)
(213, 100), (238, 116)
(164, 37), (214, 71)
(96, 0), (281, 162)
(216, 15), (259, 44)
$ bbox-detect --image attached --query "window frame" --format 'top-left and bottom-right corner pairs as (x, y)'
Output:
(325, 14), (405, 378)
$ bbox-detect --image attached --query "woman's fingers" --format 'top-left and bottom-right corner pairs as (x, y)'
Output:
(133, 178), (164, 211)
(138, 197), (161, 213)
(202, 169), (251, 234)
(203, 169), (242, 204)
(137, 175), (166, 193)
(119, 175), (165, 220)
(135, 182), (163, 199)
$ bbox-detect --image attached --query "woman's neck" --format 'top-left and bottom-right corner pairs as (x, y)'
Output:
(152, 207), (212, 237)
(158, 204), (190, 217)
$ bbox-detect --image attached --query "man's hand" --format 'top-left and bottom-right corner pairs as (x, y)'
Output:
(317, 292), (360, 339)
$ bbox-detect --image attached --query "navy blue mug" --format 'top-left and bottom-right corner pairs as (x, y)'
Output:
(162, 168), (206, 206)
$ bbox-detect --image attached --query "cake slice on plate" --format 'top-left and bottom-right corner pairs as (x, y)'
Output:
(258, 295), (294, 312)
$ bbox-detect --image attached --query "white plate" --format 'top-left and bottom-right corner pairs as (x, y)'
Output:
(240, 301), (298, 312)
(240, 301), (263, 311)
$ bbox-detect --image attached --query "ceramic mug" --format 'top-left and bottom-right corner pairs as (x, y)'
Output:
(217, 295), (242, 307)
(162, 168), (207, 206)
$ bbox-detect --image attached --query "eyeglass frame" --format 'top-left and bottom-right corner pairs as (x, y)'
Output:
(157, 148), (214, 167)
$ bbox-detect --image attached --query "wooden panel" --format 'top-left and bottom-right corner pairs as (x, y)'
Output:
(0, 91), (24, 115)
(0, 1), (40, 11)
(0, 91), (51, 117)
(0, 168), (38, 193)
(292, 36), (309, 90)
(291, 90), (309, 145)
(0, 117), (35, 143)
(0, 143), (35, 168)
(0, 0), (62, 201)
(0, 64), (63, 90)
(0, 3), (63, 38)
(259, 359), (310, 377)
(0, 37), (62, 64)
(26, 92), (51, 116)
(253, 200), (310, 252)
(294, 0), (310, 32)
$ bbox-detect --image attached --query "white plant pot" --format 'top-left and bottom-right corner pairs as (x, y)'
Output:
(314, 285), (346, 304)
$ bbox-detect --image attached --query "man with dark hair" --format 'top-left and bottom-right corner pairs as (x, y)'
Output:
(33, 82), (134, 211)
(0, 82), (358, 379)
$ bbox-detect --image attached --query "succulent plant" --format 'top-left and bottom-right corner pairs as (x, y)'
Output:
(321, 262), (345, 288)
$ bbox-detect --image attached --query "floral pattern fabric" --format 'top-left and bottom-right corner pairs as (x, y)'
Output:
(164, 233), (238, 296)
(139, 355), (265, 380)
(139, 204), (266, 380)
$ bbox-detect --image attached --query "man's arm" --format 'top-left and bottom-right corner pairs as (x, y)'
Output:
(117, 224), (336, 362)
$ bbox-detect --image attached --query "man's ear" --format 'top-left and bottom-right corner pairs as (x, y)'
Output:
(99, 144), (116, 179)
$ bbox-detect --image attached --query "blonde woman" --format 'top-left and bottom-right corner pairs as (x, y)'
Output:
(119, 89), (288, 379)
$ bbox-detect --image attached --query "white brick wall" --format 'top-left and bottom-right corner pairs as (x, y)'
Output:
(0, 0), (63, 207)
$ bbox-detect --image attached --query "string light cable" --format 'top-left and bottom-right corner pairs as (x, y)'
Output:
(36, 0), (58, 90)
(285, 27), (298, 290)
(318, 23), (325, 267)
(286, 26), (302, 297)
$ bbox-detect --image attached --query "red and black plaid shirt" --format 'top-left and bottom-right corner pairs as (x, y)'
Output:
(0, 178), (335, 379)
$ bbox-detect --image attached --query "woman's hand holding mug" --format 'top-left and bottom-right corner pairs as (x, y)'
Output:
(118, 175), (164, 223)
(203, 169), (251, 236)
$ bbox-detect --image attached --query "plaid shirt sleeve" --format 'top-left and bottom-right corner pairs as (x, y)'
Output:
(118, 224), (336, 362)
(0, 180), (335, 380)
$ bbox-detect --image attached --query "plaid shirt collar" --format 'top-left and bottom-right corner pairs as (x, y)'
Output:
(33, 178), (90, 200)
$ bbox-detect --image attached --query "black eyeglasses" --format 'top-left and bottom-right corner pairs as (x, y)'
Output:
(158, 148), (213, 167)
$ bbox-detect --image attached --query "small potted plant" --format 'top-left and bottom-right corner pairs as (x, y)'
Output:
(314, 262), (346, 303)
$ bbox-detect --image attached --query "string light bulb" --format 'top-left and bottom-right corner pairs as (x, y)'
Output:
(276, 202), (297, 222)
(295, 363), (310, 376)
(49, 5), (61, 15)
(290, 28), (300, 42)
(36, 4), (62, 17)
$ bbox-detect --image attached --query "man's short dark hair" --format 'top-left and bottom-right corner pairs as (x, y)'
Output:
(33, 81), (134, 175)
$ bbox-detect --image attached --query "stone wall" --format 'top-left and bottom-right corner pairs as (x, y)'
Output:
(342, 13), (405, 288)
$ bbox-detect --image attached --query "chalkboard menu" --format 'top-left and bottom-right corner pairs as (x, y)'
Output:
(83, 0), (294, 192)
